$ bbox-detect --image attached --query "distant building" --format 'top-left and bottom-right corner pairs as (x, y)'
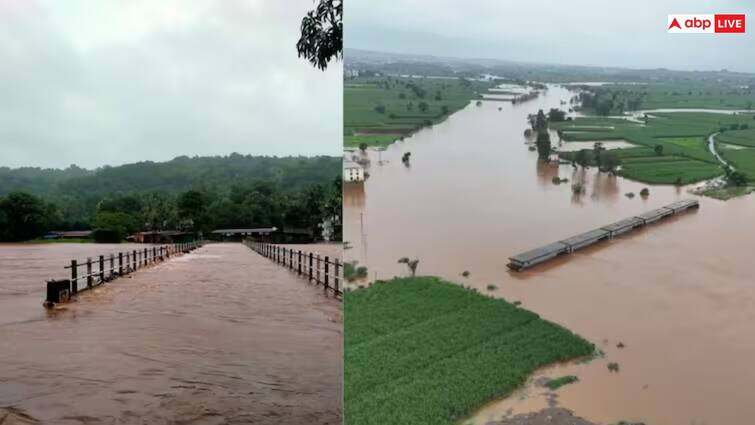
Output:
(211, 228), (277, 241)
(46, 230), (93, 240)
(211, 227), (317, 243)
(344, 159), (365, 183)
(129, 231), (193, 244)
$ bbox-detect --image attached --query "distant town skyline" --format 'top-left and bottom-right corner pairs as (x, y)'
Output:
(346, 0), (754, 73)
(0, 0), (342, 169)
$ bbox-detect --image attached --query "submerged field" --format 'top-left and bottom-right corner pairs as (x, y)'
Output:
(554, 111), (755, 185)
(344, 76), (496, 147)
(344, 277), (594, 425)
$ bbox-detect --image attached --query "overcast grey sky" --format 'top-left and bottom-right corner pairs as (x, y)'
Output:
(347, 0), (754, 72)
(0, 0), (342, 169)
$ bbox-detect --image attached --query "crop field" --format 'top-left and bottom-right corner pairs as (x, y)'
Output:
(344, 277), (594, 425)
(719, 147), (755, 177)
(716, 128), (755, 147)
(588, 82), (755, 111)
(344, 75), (496, 147)
(620, 157), (723, 185)
(553, 112), (755, 184)
(344, 134), (400, 149)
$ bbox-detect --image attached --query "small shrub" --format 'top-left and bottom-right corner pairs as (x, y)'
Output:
(608, 362), (620, 372)
(344, 261), (368, 282)
(486, 284), (497, 291)
(544, 375), (579, 390)
(461, 270), (470, 278)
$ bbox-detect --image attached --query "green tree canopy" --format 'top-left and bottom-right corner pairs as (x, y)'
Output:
(296, 0), (343, 70)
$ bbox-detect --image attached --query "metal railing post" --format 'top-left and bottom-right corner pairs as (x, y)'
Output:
(86, 257), (93, 288)
(324, 256), (330, 290)
(99, 255), (105, 283)
(316, 254), (321, 284)
(309, 252), (313, 282)
(334, 258), (340, 294)
(71, 259), (78, 294)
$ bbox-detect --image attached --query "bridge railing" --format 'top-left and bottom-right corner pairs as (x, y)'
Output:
(44, 240), (203, 308)
(244, 239), (342, 299)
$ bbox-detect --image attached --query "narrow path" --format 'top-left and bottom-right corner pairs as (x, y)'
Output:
(0, 243), (342, 424)
(708, 132), (734, 171)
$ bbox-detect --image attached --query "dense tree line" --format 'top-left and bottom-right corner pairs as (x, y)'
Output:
(0, 155), (342, 242)
(577, 88), (645, 115)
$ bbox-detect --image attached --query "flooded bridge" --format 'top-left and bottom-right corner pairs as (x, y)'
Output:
(0, 242), (342, 424)
(508, 199), (699, 271)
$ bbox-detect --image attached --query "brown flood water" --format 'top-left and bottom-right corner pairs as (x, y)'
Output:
(0, 242), (342, 424)
(344, 85), (755, 425)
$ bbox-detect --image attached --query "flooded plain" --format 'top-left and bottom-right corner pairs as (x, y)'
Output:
(344, 85), (755, 425)
(0, 242), (342, 424)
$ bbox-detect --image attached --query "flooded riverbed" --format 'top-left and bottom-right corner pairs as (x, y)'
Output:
(0, 242), (342, 424)
(344, 85), (755, 425)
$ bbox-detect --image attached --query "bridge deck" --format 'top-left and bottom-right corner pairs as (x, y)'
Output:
(0, 243), (342, 423)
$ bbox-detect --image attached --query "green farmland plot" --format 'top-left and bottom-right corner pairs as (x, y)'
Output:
(719, 147), (755, 181)
(344, 277), (594, 425)
(578, 82), (755, 112)
(621, 157), (723, 185)
(552, 112), (755, 185)
(716, 128), (755, 148)
(344, 76), (496, 147)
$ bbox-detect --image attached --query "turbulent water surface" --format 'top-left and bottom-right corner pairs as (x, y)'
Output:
(0, 242), (342, 424)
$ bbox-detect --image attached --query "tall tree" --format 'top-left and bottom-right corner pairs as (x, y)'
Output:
(0, 192), (58, 241)
(535, 131), (551, 161)
(296, 0), (343, 70)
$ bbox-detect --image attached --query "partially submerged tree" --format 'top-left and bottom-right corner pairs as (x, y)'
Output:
(575, 149), (590, 168)
(600, 151), (621, 174)
(398, 257), (419, 277)
(535, 130), (551, 161)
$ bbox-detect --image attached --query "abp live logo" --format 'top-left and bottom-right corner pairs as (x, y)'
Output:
(668, 14), (745, 33)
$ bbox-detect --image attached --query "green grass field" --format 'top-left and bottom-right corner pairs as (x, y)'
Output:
(578, 82), (755, 111)
(345, 277), (594, 425)
(344, 76), (496, 147)
(719, 146), (755, 176)
(553, 112), (755, 185)
(716, 128), (755, 147)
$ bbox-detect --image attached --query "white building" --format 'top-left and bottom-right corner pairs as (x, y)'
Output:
(344, 158), (365, 182)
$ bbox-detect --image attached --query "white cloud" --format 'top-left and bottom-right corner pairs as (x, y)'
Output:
(0, 0), (342, 169)
(346, 0), (754, 72)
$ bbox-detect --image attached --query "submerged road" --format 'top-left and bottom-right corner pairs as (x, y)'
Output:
(0, 243), (342, 424)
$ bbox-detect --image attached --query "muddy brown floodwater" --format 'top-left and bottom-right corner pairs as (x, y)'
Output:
(345, 85), (755, 425)
(0, 242), (341, 424)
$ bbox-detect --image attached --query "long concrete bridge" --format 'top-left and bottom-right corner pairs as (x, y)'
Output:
(0, 243), (342, 424)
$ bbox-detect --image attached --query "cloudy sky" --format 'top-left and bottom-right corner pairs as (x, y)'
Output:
(0, 0), (342, 169)
(347, 0), (754, 72)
